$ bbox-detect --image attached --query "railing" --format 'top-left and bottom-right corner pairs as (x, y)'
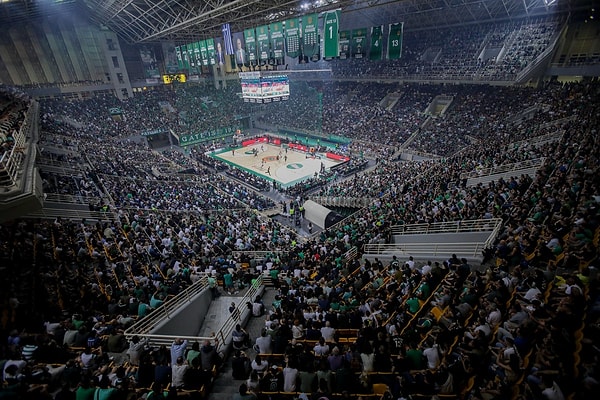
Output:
(460, 157), (545, 180)
(124, 275), (210, 339)
(509, 131), (564, 150)
(390, 218), (502, 236)
(124, 275), (264, 352)
(310, 196), (373, 208)
(35, 163), (86, 176)
(483, 218), (505, 250)
(362, 242), (487, 259)
(44, 193), (100, 205)
(344, 246), (359, 261)
(231, 250), (289, 261)
(25, 207), (118, 221)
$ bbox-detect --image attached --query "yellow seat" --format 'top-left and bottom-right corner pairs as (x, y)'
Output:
(372, 383), (389, 395)
(431, 306), (445, 322)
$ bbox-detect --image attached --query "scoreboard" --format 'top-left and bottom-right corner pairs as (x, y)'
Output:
(240, 72), (289, 103)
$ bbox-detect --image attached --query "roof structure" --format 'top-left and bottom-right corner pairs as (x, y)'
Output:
(0, 0), (594, 43)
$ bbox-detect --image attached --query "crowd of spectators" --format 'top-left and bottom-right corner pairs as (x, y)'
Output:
(0, 77), (599, 400)
(328, 16), (562, 82)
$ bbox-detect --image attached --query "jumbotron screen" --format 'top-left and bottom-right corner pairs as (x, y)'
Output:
(240, 72), (289, 103)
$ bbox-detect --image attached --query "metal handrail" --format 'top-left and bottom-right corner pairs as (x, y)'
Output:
(124, 275), (264, 353)
(231, 250), (288, 260)
(124, 275), (210, 337)
(390, 218), (502, 236)
(363, 242), (486, 259)
(43, 193), (101, 204)
(310, 196), (373, 208)
(460, 158), (545, 180)
(24, 207), (117, 221)
(508, 131), (564, 150)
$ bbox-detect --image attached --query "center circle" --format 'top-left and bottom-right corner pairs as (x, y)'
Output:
(287, 163), (303, 169)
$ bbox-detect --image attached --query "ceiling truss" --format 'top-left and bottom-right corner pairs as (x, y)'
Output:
(0, 0), (593, 43)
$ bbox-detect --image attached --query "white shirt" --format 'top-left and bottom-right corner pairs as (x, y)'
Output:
(321, 326), (335, 342)
(172, 363), (188, 387)
(423, 345), (441, 369)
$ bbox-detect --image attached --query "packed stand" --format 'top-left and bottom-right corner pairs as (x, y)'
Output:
(0, 81), (599, 400)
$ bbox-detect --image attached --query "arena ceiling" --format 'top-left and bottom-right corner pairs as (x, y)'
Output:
(0, 0), (594, 43)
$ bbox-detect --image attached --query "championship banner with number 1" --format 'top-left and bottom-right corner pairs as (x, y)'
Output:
(351, 28), (366, 59)
(285, 18), (300, 58)
(270, 22), (285, 62)
(387, 23), (403, 60)
(370, 25), (383, 61)
(302, 13), (319, 58)
(244, 28), (257, 65)
(323, 10), (340, 59)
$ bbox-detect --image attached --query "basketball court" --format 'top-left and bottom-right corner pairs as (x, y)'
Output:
(211, 141), (345, 188)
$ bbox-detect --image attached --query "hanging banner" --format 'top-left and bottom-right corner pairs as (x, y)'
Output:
(370, 25), (383, 61)
(192, 42), (202, 73)
(215, 38), (226, 65)
(285, 18), (300, 58)
(339, 30), (350, 60)
(175, 46), (184, 70)
(233, 32), (247, 67)
(187, 43), (196, 70)
(140, 45), (160, 78)
(270, 22), (285, 62)
(244, 28), (257, 65)
(181, 44), (190, 69)
(206, 38), (216, 65)
(323, 10), (340, 59)
(199, 40), (209, 66)
(222, 23), (234, 55)
(257, 25), (270, 63)
(163, 42), (178, 73)
(302, 13), (319, 58)
(387, 23), (403, 60)
(351, 28), (367, 59)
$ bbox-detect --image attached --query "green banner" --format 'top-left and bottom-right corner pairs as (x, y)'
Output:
(181, 45), (190, 69)
(206, 38), (216, 65)
(323, 10), (340, 59)
(199, 40), (209, 66)
(180, 126), (241, 147)
(187, 43), (196, 69)
(244, 28), (257, 64)
(257, 25), (270, 63)
(387, 23), (403, 60)
(302, 14), (319, 58)
(189, 43), (199, 74)
(270, 22), (284, 61)
(351, 28), (367, 59)
(175, 46), (184, 70)
(370, 26), (383, 61)
(285, 18), (300, 58)
(339, 30), (350, 60)
(193, 42), (202, 71)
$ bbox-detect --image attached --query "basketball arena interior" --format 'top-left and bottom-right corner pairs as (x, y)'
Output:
(0, 0), (599, 399)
